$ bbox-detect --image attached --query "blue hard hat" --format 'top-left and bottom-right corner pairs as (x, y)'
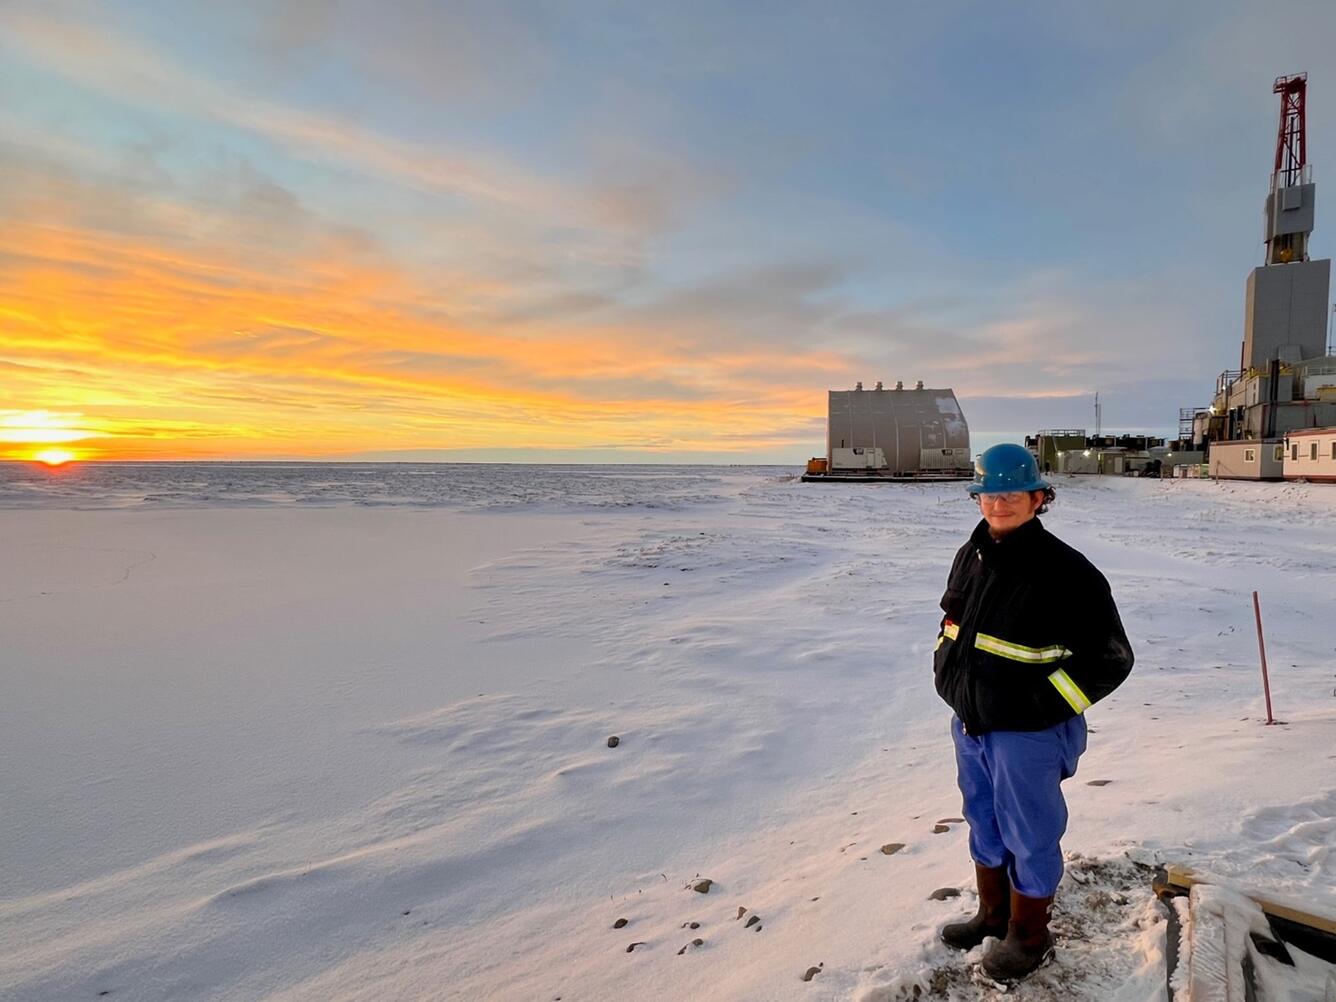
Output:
(968, 443), (1051, 496)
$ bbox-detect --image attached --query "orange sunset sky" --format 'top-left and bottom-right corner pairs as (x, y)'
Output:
(3, 3), (1333, 463)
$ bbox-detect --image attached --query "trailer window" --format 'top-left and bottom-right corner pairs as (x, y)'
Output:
(1312, 443), (1319, 461)
(1331, 442), (1336, 460)
(1292, 444), (1300, 460)
(1244, 448), (1256, 462)
(1275, 446), (1285, 462)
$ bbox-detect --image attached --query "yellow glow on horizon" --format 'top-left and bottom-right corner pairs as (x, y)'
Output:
(0, 220), (836, 460)
(33, 448), (78, 466)
(1, 411), (96, 444)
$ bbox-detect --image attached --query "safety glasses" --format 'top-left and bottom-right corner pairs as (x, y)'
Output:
(976, 492), (1031, 506)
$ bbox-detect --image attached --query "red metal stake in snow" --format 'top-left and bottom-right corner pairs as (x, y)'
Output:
(1252, 590), (1276, 725)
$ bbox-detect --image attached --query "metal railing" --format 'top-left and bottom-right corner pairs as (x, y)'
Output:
(1270, 164), (1313, 192)
(1216, 369), (1243, 396)
(1178, 407), (1208, 438)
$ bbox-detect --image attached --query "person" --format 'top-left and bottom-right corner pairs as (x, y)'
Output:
(932, 443), (1134, 981)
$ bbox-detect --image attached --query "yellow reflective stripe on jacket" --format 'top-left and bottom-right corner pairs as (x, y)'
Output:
(1048, 668), (1092, 713)
(974, 632), (1071, 664)
(936, 621), (960, 651)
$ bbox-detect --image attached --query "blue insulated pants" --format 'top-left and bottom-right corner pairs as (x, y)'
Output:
(950, 714), (1087, 898)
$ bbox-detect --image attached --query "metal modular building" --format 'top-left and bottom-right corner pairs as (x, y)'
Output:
(1032, 429), (1087, 474)
(1283, 427), (1336, 481)
(1208, 440), (1286, 481)
(806, 381), (972, 481)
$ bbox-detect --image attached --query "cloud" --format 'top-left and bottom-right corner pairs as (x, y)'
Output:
(1, 5), (721, 241)
(2, 2), (1289, 460)
(0, 177), (838, 459)
(0, 147), (1210, 461)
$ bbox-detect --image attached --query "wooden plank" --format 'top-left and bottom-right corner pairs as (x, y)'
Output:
(1163, 865), (1336, 937)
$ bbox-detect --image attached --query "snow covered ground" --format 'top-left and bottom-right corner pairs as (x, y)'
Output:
(1, 465), (1334, 1001)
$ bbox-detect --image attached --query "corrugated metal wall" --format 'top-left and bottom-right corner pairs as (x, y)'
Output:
(826, 387), (971, 473)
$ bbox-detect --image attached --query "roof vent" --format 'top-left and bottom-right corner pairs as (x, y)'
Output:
(915, 380), (924, 390)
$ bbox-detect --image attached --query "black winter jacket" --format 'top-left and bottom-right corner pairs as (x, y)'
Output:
(933, 517), (1134, 735)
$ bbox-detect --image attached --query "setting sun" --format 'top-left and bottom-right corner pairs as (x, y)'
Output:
(33, 448), (77, 466)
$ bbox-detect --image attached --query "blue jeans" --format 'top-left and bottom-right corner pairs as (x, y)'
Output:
(951, 714), (1087, 898)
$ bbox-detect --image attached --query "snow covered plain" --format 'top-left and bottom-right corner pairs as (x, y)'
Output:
(1, 463), (1334, 1001)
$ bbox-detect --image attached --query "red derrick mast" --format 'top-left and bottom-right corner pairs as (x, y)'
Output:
(1273, 73), (1307, 189)
(1267, 74), (1313, 265)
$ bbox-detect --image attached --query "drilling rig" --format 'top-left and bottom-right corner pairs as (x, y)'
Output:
(1182, 72), (1336, 479)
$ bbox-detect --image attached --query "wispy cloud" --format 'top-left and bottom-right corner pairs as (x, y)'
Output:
(2, 5), (723, 239)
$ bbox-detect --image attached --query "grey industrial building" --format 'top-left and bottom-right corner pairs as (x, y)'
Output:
(803, 380), (972, 481)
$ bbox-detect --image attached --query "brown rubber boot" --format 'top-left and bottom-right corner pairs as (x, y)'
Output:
(980, 890), (1055, 982)
(940, 864), (1010, 950)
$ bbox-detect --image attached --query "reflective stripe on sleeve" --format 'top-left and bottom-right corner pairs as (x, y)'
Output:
(936, 621), (960, 651)
(974, 632), (1070, 664)
(1048, 668), (1092, 713)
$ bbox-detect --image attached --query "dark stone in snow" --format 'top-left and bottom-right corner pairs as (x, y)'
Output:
(745, 914), (760, 928)
(1087, 779), (1113, 787)
(607, 735), (620, 748)
(803, 966), (822, 981)
(880, 843), (906, 855)
(613, 918), (628, 929)
(736, 906), (748, 920)
(929, 887), (961, 901)
(626, 942), (646, 953)
(692, 878), (713, 893)
(932, 824), (951, 834)
(936, 817), (964, 824)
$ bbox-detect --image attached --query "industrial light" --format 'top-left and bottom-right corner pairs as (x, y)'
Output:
(1083, 450), (1091, 457)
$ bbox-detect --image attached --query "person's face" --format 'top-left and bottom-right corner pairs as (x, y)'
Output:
(976, 490), (1043, 537)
